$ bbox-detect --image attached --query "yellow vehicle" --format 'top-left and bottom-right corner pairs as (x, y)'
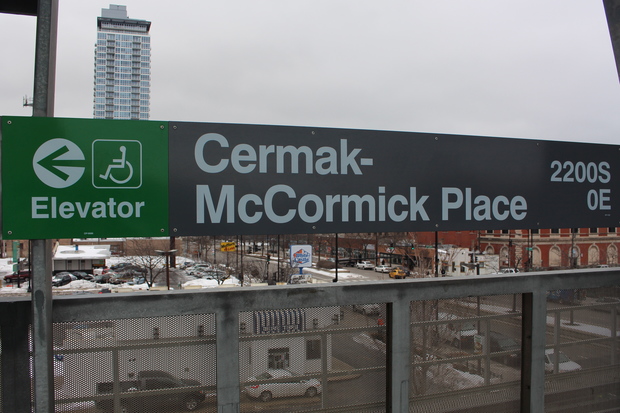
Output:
(389, 267), (406, 279)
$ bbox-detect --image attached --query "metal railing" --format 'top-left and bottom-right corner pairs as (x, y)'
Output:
(0, 267), (618, 412)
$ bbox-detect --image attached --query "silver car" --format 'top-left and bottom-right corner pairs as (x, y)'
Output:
(245, 369), (321, 402)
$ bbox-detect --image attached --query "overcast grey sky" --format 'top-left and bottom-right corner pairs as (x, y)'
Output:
(1, 1), (620, 144)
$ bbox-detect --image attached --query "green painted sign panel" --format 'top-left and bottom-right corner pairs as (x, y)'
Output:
(1, 117), (168, 239)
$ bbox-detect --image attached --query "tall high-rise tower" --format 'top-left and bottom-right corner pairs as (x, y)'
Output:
(93, 4), (151, 120)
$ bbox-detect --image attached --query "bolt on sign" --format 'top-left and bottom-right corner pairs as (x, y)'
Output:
(1, 117), (619, 239)
(1, 117), (168, 239)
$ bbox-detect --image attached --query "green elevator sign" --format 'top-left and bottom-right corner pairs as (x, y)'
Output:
(1, 117), (168, 239)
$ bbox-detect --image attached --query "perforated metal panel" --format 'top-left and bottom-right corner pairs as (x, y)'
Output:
(52, 314), (216, 413)
(410, 295), (522, 412)
(544, 286), (620, 412)
(239, 304), (387, 412)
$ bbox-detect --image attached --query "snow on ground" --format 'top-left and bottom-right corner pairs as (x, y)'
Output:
(304, 267), (366, 280)
(0, 255), (245, 294)
(353, 332), (386, 354)
(182, 276), (241, 289)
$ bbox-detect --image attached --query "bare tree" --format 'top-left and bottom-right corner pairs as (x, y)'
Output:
(184, 236), (214, 263)
(125, 239), (166, 288)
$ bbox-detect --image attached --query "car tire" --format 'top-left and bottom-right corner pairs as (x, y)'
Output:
(184, 396), (200, 411)
(259, 391), (273, 402)
(305, 387), (318, 398)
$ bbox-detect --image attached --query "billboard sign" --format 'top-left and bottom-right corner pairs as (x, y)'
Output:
(290, 245), (313, 268)
(220, 241), (236, 252)
(1, 117), (168, 239)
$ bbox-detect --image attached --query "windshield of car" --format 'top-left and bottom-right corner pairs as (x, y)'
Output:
(255, 372), (273, 380)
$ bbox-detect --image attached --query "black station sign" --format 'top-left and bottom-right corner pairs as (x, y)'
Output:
(168, 122), (619, 236)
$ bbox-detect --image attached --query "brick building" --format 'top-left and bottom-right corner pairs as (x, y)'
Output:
(414, 227), (619, 271)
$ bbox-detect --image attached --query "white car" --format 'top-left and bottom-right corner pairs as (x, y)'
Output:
(544, 349), (581, 373)
(355, 261), (374, 270)
(245, 369), (321, 402)
(187, 264), (212, 275)
(374, 265), (391, 273)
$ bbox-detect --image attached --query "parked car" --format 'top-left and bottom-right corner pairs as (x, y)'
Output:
(52, 272), (77, 287)
(95, 370), (205, 412)
(71, 271), (94, 281)
(187, 264), (212, 275)
(93, 273), (121, 284)
(245, 369), (321, 402)
(498, 268), (519, 274)
(389, 267), (407, 279)
(115, 265), (147, 277)
(340, 259), (357, 267)
(374, 265), (391, 273)
(110, 262), (133, 271)
(544, 349), (582, 373)
(4, 270), (31, 283)
(355, 261), (374, 270)
(352, 303), (381, 315)
(546, 289), (584, 305)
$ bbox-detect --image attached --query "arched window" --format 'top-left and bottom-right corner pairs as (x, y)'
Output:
(532, 247), (542, 268)
(588, 245), (600, 266)
(549, 246), (561, 267)
(607, 244), (618, 265)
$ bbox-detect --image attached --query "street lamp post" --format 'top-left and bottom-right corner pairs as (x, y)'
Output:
(155, 249), (177, 290)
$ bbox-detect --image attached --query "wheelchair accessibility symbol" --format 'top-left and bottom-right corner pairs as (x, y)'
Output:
(92, 140), (142, 189)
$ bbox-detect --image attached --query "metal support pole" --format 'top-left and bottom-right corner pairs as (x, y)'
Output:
(165, 253), (170, 290)
(434, 232), (439, 276)
(31, 239), (55, 412)
(216, 305), (240, 412)
(333, 233), (338, 282)
(387, 296), (410, 412)
(169, 236), (176, 268)
(240, 234), (244, 285)
(521, 290), (547, 413)
(604, 0), (620, 84)
(31, 1), (59, 411)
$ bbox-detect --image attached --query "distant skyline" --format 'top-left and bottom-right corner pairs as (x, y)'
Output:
(1, 1), (620, 145)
